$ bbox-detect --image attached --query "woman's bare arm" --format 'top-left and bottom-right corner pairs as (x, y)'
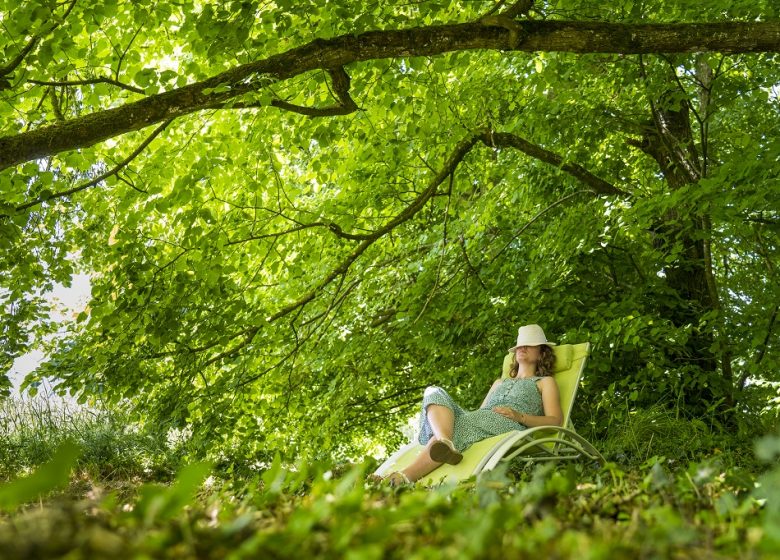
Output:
(492, 376), (563, 426)
(526, 376), (563, 426)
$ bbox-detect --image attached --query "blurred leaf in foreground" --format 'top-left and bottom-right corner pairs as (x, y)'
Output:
(134, 461), (212, 526)
(0, 440), (80, 511)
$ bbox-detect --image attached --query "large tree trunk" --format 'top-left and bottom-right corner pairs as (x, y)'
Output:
(635, 88), (734, 417)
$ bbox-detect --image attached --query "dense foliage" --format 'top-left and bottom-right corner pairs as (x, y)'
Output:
(2, 3), (780, 557)
(1, 0), (778, 467)
(1, 435), (780, 559)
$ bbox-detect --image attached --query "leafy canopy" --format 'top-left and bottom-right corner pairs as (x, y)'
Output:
(0, 0), (778, 461)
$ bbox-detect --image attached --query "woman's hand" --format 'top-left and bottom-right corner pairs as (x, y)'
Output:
(492, 406), (521, 423)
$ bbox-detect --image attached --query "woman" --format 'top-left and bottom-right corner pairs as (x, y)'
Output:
(379, 324), (563, 486)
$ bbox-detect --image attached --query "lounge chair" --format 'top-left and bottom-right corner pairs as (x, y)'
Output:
(373, 342), (605, 485)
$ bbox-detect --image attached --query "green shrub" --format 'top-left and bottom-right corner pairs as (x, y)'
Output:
(599, 404), (711, 465)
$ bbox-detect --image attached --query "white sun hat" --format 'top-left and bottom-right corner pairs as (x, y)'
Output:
(508, 324), (556, 351)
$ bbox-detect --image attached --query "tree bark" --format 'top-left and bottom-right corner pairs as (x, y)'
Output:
(633, 91), (735, 415)
(1, 20), (780, 171)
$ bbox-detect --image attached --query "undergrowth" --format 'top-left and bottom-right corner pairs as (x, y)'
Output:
(1, 393), (778, 559)
(0, 443), (779, 560)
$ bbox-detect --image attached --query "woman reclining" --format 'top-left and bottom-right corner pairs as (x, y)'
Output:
(378, 324), (563, 486)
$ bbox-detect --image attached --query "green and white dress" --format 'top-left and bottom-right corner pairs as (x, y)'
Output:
(417, 378), (544, 452)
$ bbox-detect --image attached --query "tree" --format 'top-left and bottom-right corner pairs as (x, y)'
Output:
(2, 0), (778, 460)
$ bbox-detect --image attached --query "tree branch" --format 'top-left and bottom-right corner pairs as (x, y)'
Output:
(489, 189), (592, 263)
(28, 77), (146, 95)
(13, 119), (173, 212)
(2, 20), (779, 170)
(269, 132), (479, 320)
(200, 132), (482, 368)
(226, 220), (373, 245)
(0, 0), (78, 86)
(458, 234), (488, 290)
(229, 128), (624, 295)
(479, 131), (629, 196)
(0, 37), (40, 87)
(211, 66), (359, 117)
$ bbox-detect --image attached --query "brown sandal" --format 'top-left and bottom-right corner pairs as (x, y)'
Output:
(429, 438), (463, 465)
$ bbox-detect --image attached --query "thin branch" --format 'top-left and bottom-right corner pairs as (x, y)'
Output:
(199, 132), (483, 368)
(413, 179), (453, 324)
(14, 119), (172, 212)
(479, 130), (629, 197)
(264, 133), (476, 322)
(114, 25), (144, 80)
(489, 190), (591, 263)
(28, 77), (145, 95)
(205, 277), (362, 390)
(226, 220), (373, 244)
(116, 173), (148, 194)
(349, 384), (429, 408)
(0, 0), (78, 83)
(0, 38), (40, 84)
(211, 66), (359, 118)
(346, 397), (422, 429)
(658, 55), (704, 126)
(271, 97), (358, 117)
(458, 234), (487, 290)
(215, 98), (359, 117)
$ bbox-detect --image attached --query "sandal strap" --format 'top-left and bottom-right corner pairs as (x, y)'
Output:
(438, 437), (456, 449)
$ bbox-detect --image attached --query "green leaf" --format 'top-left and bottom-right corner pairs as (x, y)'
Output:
(135, 461), (212, 525)
(756, 434), (780, 463)
(0, 441), (81, 511)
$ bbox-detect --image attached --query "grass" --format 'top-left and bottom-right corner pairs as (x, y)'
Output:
(599, 404), (710, 464)
(0, 389), (185, 482)
(1, 393), (778, 559)
(0, 452), (777, 559)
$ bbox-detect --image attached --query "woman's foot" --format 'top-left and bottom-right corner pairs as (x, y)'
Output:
(367, 471), (412, 487)
(429, 438), (463, 465)
(386, 472), (411, 487)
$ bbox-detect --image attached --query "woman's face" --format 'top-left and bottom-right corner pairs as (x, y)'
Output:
(514, 345), (541, 365)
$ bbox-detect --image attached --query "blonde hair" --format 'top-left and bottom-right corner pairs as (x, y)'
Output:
(509, 345), (556, 378)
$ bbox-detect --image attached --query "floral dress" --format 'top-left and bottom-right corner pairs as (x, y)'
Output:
(416, 377), (545, 452)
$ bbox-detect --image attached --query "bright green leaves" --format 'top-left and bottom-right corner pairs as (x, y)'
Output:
(132, 68), (158, 92)
(0, 0), (778, 467)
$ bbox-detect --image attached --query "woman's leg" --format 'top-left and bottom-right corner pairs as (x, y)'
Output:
(395, 389), (463, 483)
(426, 403), (455, 442)
(418, 387), (461, 445)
